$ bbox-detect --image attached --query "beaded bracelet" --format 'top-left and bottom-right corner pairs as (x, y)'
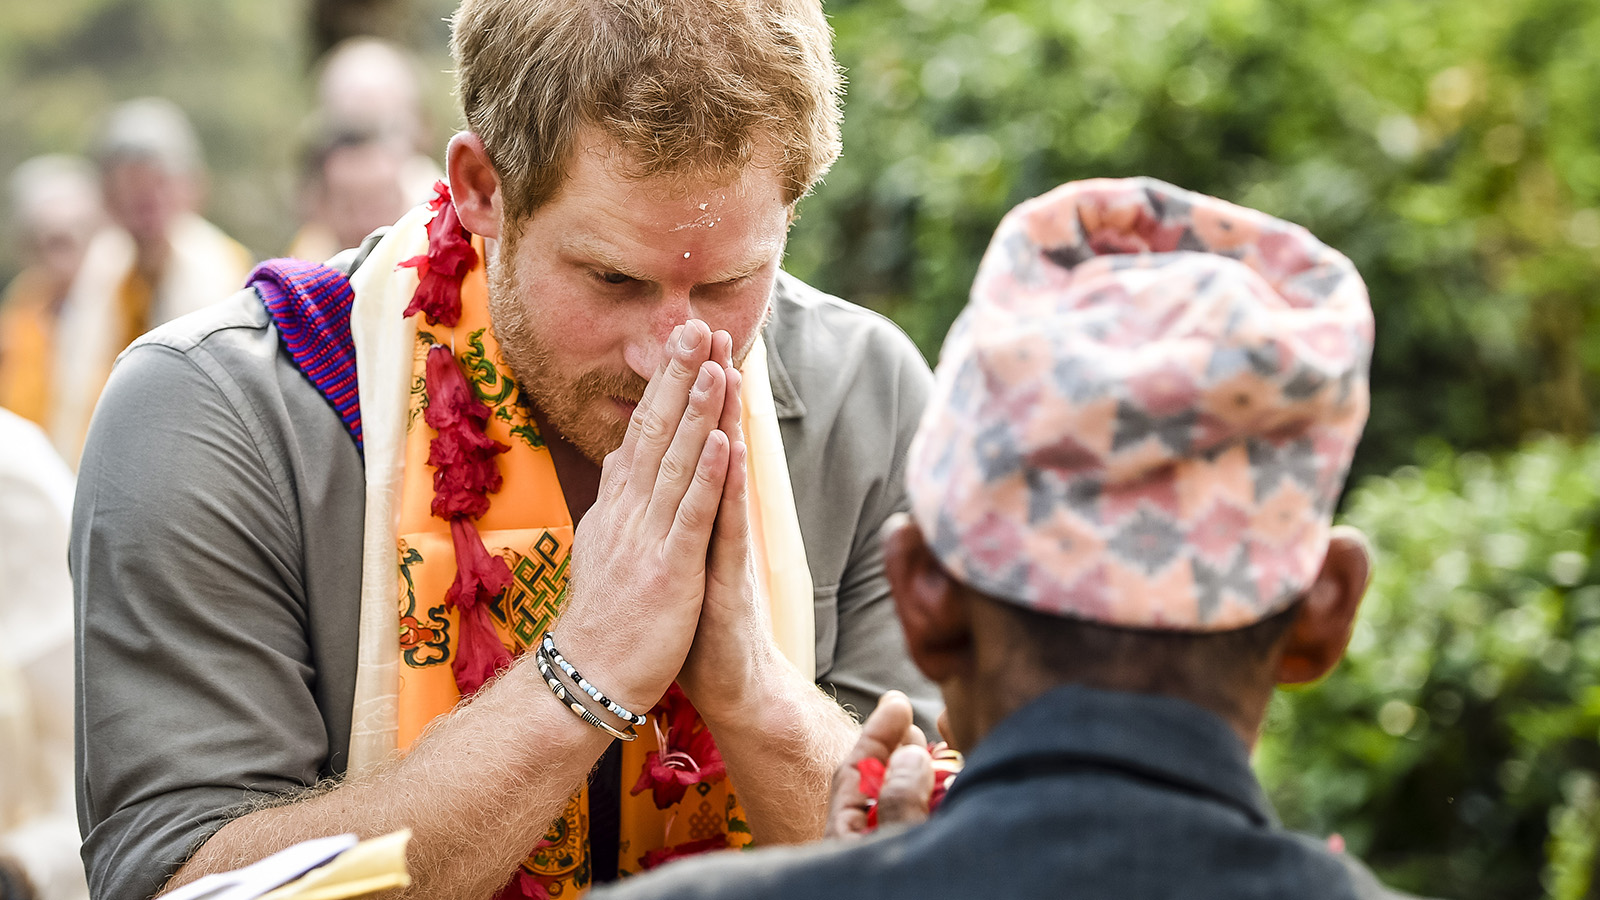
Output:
(534, 648), (637, 742)
(541, 632), (648, 727)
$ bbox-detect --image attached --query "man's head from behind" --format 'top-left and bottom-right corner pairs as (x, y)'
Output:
(885, 178), (1376, 752)
(446, 0), (841, 462)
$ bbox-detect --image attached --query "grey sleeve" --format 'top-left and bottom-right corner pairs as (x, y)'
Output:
(73, 342), (327, 900)
(815, 326), (941, 734)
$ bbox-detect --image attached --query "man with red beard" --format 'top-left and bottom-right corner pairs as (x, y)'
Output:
(70, 2), (937, 899)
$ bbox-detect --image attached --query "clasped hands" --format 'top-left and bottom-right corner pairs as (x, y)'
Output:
(553, 318), (774, 725)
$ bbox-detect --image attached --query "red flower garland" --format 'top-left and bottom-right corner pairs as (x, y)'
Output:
(400, 187), (479, 327)
(423, 346), (508, 519)
(403, 181), (515, 698)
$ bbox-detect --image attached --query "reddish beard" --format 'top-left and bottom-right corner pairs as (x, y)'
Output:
(486, 243), (648, 464)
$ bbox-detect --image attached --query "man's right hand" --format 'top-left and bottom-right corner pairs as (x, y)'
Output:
(551, 319), (733, 715)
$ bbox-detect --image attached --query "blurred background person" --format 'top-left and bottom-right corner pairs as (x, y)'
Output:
(0, 156), (104, 427)
(0, 407), (87, 900)
(315, 36), (430, 151)
(286, 121), (417, 262)
(48, 97), (252, 463)
(287, 36), (442, 260)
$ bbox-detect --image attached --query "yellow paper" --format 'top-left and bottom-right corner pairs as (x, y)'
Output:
(259, 829), (412, 900)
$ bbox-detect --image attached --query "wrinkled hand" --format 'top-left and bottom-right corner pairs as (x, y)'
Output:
(825, 691), (933, 839)
(675, 329), (774, 716)
(553, 320), (732, 714)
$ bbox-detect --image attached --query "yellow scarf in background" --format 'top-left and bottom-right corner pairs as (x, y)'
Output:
(0, 270), (59, 425)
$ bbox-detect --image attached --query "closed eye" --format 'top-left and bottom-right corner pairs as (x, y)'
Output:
(592, 270), (638, 286)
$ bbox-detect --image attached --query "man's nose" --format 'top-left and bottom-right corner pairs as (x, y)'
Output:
(624, 290), (696, 380)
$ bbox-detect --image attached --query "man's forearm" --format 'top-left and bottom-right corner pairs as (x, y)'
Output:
(163, 658), (612, 900)
(702, 657), (859, 845)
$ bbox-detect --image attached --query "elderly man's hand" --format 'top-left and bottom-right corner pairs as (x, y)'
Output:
(552, 319), (732, 715)
(825, 691), (934, 839)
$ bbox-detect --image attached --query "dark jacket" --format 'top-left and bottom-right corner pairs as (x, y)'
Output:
(595, 684), (1424, 900)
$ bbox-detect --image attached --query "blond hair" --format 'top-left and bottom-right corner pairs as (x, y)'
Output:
(451, 0), (842, 223)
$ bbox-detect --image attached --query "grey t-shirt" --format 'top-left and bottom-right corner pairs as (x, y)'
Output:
(72, 269), (939, 900)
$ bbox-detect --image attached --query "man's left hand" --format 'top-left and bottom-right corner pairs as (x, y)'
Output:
(675, 328), (775, 716)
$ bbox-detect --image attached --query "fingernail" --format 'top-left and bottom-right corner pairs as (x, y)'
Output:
(679, 323), (699, 354)
(694, 364), (712, 392)
(670, 324), (683, 348)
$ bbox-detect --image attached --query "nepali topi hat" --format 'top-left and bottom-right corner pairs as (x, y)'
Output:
(905, 177), (1374, 631)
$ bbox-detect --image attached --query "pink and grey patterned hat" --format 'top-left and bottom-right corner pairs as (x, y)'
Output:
(905, 177), (1373, 631)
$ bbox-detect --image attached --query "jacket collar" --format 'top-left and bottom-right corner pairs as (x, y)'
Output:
(942, 683), (1275, 827)
(760, 273), (807, 421)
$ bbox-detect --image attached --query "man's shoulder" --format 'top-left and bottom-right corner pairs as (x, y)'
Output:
(768, 271), (924, 367)
(97, 284), (347, 461)
(126, 286), (274, 363)
(765, 272), (931, 428)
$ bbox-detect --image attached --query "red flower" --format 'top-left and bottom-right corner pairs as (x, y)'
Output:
(929, 741), (961, 810)
(423, 346), (509, 521)
(400, 182), (478, 327)
(929, 769), (956, 812)
(856, 757), (886, 829)
(492, 867), (550, 900)
(446, 518), (512, 612)
(637, 835), (729, 872)
(448, 519), (514, 697)
(852, 742), (963, 832)
(429, 440), (504, 518)
(630, 684), (726, 809)
(421, 343), (492, 430)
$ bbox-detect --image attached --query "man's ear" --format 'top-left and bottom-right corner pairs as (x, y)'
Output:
(447, 131), (502, 239)
(1276, 525), (1373, 685)
(882, 514), (975, 685)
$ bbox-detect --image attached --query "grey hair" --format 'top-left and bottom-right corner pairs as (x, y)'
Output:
(93, 97), (204, 176)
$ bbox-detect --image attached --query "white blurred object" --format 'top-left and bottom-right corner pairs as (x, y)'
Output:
(0, 408), (85, 900)
(163, 830), (411, 900)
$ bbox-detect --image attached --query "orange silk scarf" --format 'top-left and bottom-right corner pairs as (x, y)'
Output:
(393, 241), (750, 899)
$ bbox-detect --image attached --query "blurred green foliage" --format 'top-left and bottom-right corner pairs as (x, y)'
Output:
(784, 0), (1600, 483)
(12, 0), (1600, 481)
(1257, 438), (1600, 899)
